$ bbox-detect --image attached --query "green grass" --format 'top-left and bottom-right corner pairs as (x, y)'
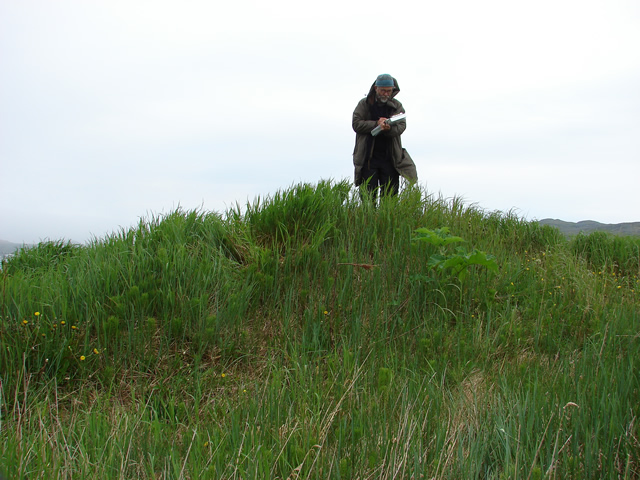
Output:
(1, 179), (639, 479)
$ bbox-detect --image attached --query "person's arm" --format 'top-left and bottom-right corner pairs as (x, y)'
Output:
(352, 100), (377, 134)
(384, 103), (406, 137)
(385, 118), (406, 137)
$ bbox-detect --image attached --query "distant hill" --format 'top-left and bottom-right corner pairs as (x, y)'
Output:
(537, 219), (640, 237)
(0, 239), (26, 256)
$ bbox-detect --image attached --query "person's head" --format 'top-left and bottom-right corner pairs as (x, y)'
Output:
(374, 74), (395, 103)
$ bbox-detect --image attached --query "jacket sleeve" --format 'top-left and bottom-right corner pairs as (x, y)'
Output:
(352, 99), (376, 134)
(382, 101), (406, 137)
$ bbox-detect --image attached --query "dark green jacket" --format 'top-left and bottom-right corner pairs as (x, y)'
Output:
(351, 77), (418, 186)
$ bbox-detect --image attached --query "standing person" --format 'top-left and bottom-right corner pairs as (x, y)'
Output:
(352, 73), (417, 202)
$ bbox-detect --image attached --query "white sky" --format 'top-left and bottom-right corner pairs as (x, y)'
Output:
(2, 0), (639, 244)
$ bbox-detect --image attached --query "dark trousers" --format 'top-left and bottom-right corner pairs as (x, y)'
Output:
(360, 164), (400, 203)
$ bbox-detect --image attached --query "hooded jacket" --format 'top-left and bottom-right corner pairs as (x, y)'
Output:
(351, 76), (418, 186)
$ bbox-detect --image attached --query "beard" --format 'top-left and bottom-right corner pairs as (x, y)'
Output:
(376, 94), (390, 103)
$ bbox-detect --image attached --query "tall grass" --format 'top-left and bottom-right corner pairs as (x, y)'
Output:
(1, 180), (638, 478)
(571, 230), (640, 277)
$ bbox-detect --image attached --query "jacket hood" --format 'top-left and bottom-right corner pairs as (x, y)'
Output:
(366, 76), (400, 105)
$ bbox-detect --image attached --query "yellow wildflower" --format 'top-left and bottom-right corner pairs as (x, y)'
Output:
(22, 320), (28, 325)
(34, 312), (40, 317)
(80, 356), (86, 361)
(93, 348), (100, 355)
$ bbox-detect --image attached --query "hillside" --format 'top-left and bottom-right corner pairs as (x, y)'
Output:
(538, 218), (640, 237)
(1, 181), (639, 479)
(0, 239), (26, 256)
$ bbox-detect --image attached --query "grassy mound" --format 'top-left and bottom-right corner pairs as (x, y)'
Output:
(1, 180), (639, 478)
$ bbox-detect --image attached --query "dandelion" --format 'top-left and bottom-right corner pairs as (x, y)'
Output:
(34, 312), (40, 317)
(61, 321), (66, 326)
(71, 325), (77, 330)
(22, 320), (28, 325)
(80, 356), (86, 361)
(93, 348), (100, 355)
(323, 310), (329, 315)
(221, 373), (226, 378)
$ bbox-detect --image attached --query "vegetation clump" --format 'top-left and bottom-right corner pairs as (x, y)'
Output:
(1, 180), (638, 478)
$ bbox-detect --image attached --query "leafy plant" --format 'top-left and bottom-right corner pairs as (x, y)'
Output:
(412, 227), (499, 280)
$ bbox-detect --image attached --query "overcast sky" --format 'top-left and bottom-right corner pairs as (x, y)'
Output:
(2, 0), (639, 244)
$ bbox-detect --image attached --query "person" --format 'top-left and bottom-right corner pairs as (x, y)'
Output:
(352, 73), (417, 202)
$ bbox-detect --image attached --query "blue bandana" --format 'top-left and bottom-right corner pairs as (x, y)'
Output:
(375, 74), (394, 87)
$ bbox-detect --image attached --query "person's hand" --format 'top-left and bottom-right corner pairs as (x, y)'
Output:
(377, 118), (391, 131)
